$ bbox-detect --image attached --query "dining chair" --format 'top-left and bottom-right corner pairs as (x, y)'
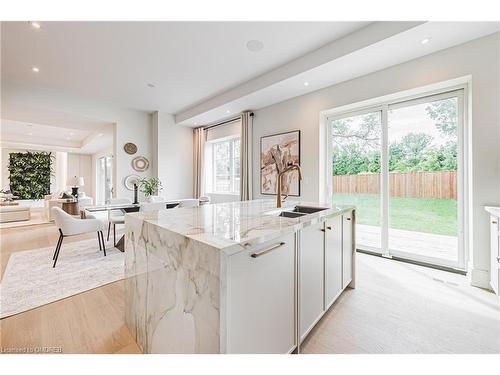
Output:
(107, 198), (132, 246)
(51, 207), (106, 268)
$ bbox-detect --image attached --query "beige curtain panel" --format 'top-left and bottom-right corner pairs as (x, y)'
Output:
(240, 111), (253, 201)
(193, 127), (206, 198)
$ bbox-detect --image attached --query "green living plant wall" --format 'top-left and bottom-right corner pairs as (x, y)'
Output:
(8, 151), (54, 199)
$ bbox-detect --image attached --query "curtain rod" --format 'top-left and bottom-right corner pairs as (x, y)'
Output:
(201, 112), (254, 130)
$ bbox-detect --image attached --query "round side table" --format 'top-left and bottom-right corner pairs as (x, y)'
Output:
(62, 201), (80, 215)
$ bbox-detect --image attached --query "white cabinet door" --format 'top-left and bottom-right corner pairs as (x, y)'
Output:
(325, 215), (343, 309)
(342, 211), (353, 289)
(490, 216), (499, 295)
(299, 222), (324, 341)
(226, 233), (296, 353)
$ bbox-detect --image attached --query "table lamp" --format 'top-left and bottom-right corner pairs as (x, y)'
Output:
(67, 176), (85, 198)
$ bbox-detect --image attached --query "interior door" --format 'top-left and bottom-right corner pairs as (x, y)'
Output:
(97, 155), (113, 205)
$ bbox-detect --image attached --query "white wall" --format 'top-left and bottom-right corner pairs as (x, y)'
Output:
(151, 112), (193, 199)
(67, 153), (92, 196)
(2, 82), (152, 200)
(252, 33), (500, 288)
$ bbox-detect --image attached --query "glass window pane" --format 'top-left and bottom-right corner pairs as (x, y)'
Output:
(388, 96), (458, 263)
(331, 111), (382, 252)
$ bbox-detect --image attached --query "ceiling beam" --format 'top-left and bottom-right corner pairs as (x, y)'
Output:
(175, 21), (424, 124)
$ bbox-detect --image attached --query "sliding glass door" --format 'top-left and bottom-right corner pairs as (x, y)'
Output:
(330, 89), (465, 270)
(331, 110), (383, 253)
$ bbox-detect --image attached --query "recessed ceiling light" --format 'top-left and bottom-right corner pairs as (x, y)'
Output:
(304, 81), (309, 87)
(226, 110), (231, 114)
(98, 133), (104, 137)
(28, 132), (33, 136)
(31, 66), (40, 73)
(246, 40), (264, 52)
(69, 132), (74, 136)
(29, 21), (41, 29)
(66, 137), (70, 140)
(147, 83), (155, 88)
(194, 122), (198, 125)
(421, 37), (431, 45)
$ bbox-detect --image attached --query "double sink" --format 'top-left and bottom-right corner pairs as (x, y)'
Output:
(276, 205), (328, 218)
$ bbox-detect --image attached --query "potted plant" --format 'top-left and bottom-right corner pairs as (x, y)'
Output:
(138, 177), (163, 202)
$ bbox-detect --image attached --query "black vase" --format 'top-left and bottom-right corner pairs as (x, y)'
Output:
(133, 184), (139, 204)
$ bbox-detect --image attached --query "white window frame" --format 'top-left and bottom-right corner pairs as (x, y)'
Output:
(320, 78), (470, 271)
(210, 136), (240, 195)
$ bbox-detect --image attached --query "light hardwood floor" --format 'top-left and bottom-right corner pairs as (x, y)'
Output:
(302, 252), (500, 353)
(1, 223), (499, 354)
(0, 223), (140, 354)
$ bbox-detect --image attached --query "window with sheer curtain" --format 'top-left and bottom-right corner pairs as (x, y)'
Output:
(212, 137), (240, 194)
(204, 120), (241, 195)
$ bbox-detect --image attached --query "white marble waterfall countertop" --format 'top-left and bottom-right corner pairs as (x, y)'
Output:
(125, 199), (354, 252)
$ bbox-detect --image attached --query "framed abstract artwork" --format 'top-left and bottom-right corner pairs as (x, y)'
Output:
(260, 130), (301, 196)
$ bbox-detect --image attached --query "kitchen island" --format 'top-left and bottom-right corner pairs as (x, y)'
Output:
(124, 199), (355, 354)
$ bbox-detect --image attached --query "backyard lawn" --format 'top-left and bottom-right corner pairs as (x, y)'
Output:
(332, 193), (457, 236)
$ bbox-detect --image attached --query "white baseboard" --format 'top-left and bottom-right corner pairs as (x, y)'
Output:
(468, 267), (491, 290)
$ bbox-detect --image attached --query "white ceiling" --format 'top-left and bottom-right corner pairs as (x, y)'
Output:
(1, 21), (370, 113)
(176, 21), (500, 126)
(0, 115), (113, 154)
(1, 21), (499, 130)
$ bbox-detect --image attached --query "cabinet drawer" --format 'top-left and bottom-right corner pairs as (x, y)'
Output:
(226, 233), (296, 353)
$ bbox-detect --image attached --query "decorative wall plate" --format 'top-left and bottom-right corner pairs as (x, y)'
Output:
(131, 156), (149, 172)
(124, 142), (138, 155)
(124, 174), (141, 190)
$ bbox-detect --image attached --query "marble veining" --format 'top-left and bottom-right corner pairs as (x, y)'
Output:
(126, 199), (353, 255)
(125, 199), (354, 353)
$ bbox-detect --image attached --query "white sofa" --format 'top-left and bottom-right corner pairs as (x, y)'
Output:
(0, 205), (31, 223)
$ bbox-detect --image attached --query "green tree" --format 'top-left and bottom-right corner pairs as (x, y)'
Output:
(425, 98), (457, 137)
(332, 113), (381, 175)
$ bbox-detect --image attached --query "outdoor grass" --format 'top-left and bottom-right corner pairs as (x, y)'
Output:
(332, 193), (457, 236)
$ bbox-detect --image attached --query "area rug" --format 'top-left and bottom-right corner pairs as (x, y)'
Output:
(0, 238), (124, 319)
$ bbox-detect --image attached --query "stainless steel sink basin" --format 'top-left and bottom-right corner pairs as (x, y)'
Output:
(278, 211), (307, 218)
(290, 206), (328, 214)
(273, 205), (328, 218)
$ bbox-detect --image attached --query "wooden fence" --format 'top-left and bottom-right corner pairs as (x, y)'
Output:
(333, 171), (457, 200)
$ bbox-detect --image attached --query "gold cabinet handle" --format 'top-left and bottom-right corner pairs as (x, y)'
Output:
(346, 217), (351, 221)
(326, 226), (332, 230)
(492, 221), (498, 224)
(251, 242), (285, 258)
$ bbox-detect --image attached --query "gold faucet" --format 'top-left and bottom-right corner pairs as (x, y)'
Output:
(276, 163), (303, 208)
